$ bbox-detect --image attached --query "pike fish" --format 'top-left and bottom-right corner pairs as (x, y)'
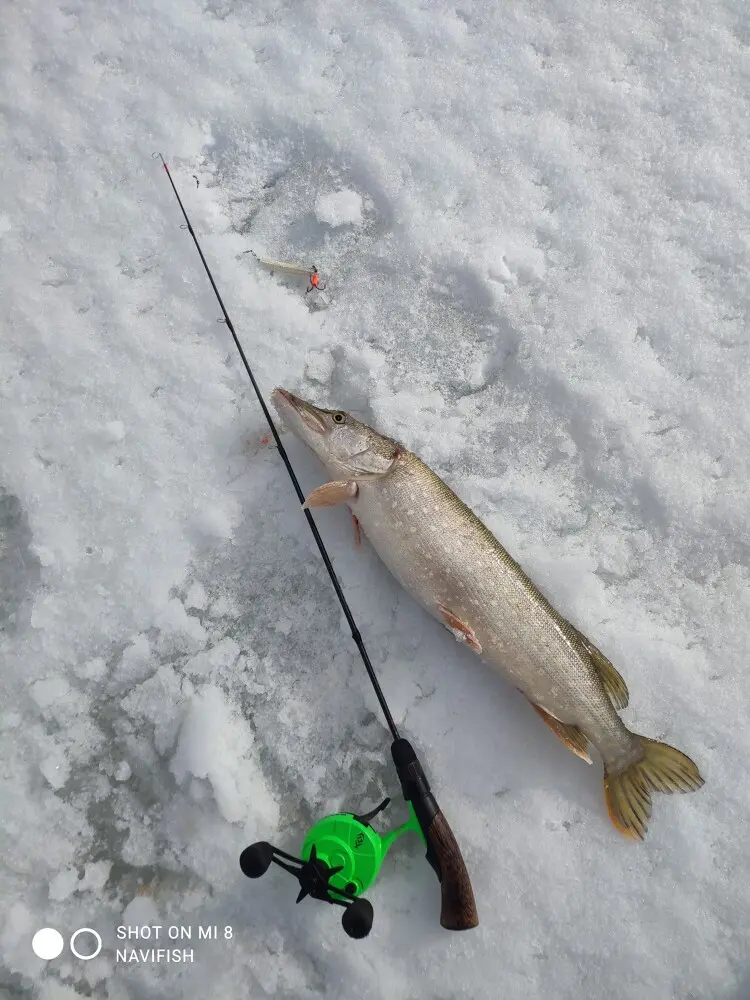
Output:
(271, 387), (704, 839)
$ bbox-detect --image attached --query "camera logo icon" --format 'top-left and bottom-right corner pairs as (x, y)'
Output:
(32, 927), (103, 961)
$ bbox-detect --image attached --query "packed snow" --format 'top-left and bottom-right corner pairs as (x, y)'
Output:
(314, 189), (365, 228)
(1, 0), (748, 998)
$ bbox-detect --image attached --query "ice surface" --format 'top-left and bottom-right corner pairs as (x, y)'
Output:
(1, 0), (748, 997)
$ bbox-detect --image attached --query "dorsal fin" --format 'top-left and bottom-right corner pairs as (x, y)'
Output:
(572, 627), (629, 710)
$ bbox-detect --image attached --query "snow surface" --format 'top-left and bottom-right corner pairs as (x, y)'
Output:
(1, 0), (748, 997)
(314, 189), (364, 228)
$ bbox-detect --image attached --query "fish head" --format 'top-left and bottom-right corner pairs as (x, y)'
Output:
(271, 387), (399, 478)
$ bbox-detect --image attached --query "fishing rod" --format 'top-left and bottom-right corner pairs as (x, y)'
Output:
(154, 153), (478, 939)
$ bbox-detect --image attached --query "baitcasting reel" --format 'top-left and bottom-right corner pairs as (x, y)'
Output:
(239, 796), (423, 938)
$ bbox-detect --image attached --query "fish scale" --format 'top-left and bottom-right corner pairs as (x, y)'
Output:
(272, 386), (704, 840)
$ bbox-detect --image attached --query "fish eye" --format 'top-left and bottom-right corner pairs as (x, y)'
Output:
(332, 412), (346, 424)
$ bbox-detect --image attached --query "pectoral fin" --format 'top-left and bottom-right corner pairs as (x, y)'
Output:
(527, 701), (592, 764)
(437, 604), (482, 654)
(351, 513), (362, 548)
(302, 481), (359, 509)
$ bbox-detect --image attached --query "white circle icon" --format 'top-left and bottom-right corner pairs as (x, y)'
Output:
(32, 928), (64, 960)
(70, 928), (103, 961)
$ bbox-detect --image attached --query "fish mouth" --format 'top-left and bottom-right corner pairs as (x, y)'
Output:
(271, 386), (327, 434)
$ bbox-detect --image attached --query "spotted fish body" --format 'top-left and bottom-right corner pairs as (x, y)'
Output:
(271, 387), (704, 839)
(353, 449), (630, 745)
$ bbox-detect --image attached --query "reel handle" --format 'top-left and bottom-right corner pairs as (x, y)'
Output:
(391, 738), (478, 932)
(239, 840), (374, 938)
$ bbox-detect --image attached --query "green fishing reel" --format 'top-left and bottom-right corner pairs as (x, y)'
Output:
(240, 797), (423, 938)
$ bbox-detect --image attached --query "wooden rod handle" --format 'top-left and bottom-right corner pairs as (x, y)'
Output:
(424, 808), (479, 930)
(390, 738), (479, 931)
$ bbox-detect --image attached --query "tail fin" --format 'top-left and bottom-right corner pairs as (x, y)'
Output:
(604, 737), (704, 840)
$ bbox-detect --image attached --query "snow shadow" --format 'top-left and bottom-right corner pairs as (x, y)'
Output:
(0, 488), (41, 636)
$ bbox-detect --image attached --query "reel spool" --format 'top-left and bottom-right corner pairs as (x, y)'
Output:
(240, 797), (422, 938)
